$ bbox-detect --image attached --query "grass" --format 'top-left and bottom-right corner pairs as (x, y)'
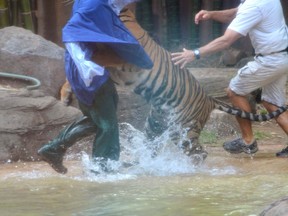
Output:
(199, 127), (273, 146)
(199, 130), (273, 142)
(254, 130), (272, 140)
(199, 130), (218, 144)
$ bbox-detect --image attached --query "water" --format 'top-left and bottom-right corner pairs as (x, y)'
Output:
(0, 123), (287, 216)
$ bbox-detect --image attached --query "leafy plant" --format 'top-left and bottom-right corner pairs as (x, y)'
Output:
(199, 130), (218, 144)
(254, 130), (272, 140)
(0, 0), (10, 28)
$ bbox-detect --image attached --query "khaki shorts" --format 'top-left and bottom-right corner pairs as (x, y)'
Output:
(229, 52), (288, 107)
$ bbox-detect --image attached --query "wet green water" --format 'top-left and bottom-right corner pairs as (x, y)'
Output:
(0, 150), (287, 216)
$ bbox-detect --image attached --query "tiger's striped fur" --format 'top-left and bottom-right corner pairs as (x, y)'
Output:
(60, 8), (287, 159)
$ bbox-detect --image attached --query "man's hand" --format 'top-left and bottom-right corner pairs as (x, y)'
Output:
(195, 10), (211, 24)
(196, 8), (238, 24)
(171, 48), (195, 69)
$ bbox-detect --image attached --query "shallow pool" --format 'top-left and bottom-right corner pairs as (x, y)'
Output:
(0, 145), (287, 216)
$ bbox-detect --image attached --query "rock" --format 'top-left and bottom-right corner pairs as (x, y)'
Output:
(204, 110), (240, 137)
(0, 89), (81, 162)
(116, 87), (149, 131)
(259, 196), (288, 216)
(235, 56), (255, 68)
(0, 26), (66, 98)
(0, 27), (84, 162)
(221, 48), (246, 66)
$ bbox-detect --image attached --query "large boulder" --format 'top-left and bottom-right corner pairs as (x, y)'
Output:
(0, 26), (82, 162)
(116, 88), (150, 131)
(0, 89), (81, 162)
(0, 26), (66, 98)
(221, 47), (247, 67)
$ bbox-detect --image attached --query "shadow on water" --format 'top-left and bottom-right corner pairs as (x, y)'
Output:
(0, 123), (287, 216)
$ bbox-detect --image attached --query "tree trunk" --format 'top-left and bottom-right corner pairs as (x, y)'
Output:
(179, 0), (193, 48)
(19, 0), (35, 32)
(0, 0), (10, 28)
(199, 0), (213, 46)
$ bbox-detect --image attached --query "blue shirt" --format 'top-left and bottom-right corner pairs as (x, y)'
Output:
(62, 0), (153, 105)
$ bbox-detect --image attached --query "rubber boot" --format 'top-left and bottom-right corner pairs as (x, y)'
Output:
(38, 141), (67, 174)
(38, 116), (96, 174)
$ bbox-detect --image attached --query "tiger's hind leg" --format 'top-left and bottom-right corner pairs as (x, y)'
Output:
(181, 138), (208, 164)
(159, 123), (207, 165)
(144, 108), (208, 163)
(60, 79), (73, 106)
(144, 107), (169, 140)
(180, 122), (208, 164)
(144, 106), (170, 156)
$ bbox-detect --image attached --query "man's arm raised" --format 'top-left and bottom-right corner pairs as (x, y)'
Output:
(195, 8), (238, 24)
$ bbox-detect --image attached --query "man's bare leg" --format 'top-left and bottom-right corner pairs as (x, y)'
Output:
(262, 101), (288, 134)
(226, 88), (255, 144)
(222, 88), (258, 154)
(262, 101), (288, 157)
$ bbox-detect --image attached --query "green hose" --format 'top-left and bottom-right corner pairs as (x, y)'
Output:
(0, 72), (41, 90)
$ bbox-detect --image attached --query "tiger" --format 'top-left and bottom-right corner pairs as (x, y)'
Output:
(60, 8), (287, 160)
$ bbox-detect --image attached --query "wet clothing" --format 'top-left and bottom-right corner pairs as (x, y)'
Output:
(78, 78), (120, 160)
(64, 49), (110, 106)
(228, 0), (288, 107)
(44, 79), (120, 161)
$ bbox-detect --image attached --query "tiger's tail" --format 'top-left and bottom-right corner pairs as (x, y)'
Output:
(214, 99), (287, 121)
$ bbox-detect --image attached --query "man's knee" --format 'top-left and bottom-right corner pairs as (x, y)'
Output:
(262, 100), (284, 112)
(225, 88), (237, 99)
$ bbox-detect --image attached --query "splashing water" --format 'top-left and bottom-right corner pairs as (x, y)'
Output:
(78, 122), (213, 179)
(0, 122), (237, 183)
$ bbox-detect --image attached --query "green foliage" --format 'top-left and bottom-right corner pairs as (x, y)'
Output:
(258, 109), (268, 115)
(19, 0), (35, 32)
(0, 0), (10, 28)
(0, 0), (36, 32)
(254, 130), (272, 140)
(199, 130), (218, 144)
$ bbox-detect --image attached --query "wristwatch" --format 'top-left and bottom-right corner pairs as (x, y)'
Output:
(193, 49), (200, 60)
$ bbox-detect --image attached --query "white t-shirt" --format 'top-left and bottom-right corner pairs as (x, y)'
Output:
(228, 0), (288, 55)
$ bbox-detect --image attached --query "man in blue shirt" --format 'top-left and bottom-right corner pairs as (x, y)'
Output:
(38, 0), (152, 174)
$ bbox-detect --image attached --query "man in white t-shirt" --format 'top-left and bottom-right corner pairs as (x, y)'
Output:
(171, 0), (288, 157)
